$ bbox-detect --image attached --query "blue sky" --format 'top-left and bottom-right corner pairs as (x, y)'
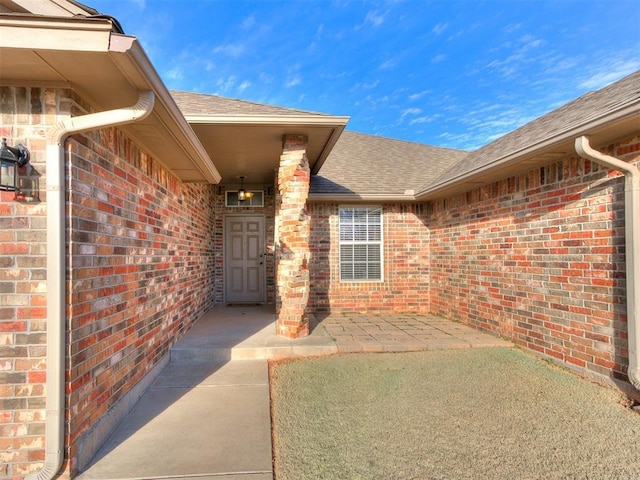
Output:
(87, 0), (639, 151)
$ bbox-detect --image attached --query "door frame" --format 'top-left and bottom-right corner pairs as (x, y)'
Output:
(223, 214), (267, 304)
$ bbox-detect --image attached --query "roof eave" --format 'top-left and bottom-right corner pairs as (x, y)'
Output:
(110, 36), (222, 183)
(416, 100), (640, 201)
(0, 14), (221, 184)
(184, 114), (350, 126)
(185, 114), (348, 174)
(308, 193), (417, 202)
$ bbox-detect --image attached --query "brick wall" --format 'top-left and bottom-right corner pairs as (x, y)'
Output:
(427, 137), (640, 387)
(308, 202), (430, 314)
(1, 86), (218, 477)
(66, 127), (216, 474)
(1, 86), (65, 478)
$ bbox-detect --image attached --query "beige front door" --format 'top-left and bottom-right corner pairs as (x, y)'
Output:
(224, 215), (266, 303)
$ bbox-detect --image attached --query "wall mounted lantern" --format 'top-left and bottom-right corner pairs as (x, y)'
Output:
(0, 137), (30, 192)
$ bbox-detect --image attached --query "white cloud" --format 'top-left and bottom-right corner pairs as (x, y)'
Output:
(213, 43), (246, 57)
(432, 22), (448, 35)
(242, 14), (256, 30)
(164, 67), (183, 81)
(503, 23), (522, 34)
(364, 10), (386, 27)
(401, 108), (422, 118)
(215, 76), (237, 93)
(285, 75), (302, 88)
(379, 59), (396, 70)
(355, 80), (379, 90)
(432, 54), (446, 63)
(238, 81), (251, 93)
(259, 72), (274, 84)
(408, 90), (430, 101)
(409, 116), (436, 125)
(578, 60), (640, 90)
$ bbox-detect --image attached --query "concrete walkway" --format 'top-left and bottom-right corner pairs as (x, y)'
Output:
(78, 306), (511, 480)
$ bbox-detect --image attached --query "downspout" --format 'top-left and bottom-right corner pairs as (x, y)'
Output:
(27, 91), (155, 480)
(575, 135), (640, 390)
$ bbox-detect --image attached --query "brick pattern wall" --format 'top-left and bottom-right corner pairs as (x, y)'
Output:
(275, 135), (311, 338)
(428, 137), (640, 385)
(66, 127), (217, 474)
(308, 202), (431, 314)
(0, 85), (219, 478)
(211, 184), (276, 304)
(1, 87), (69, 478)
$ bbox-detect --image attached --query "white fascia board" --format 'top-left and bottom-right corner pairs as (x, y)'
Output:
(110, 33), (222, 184)
(111, 36), (222, 184)
(185, 114), (350, 127)
(0, 15), (112, 50)
(308, 193), (417, 202)
(416, 102), (640, 201)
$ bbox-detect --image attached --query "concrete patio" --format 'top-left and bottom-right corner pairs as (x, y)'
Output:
(78, 305), (511, 480)
(170, 304), (512, 362)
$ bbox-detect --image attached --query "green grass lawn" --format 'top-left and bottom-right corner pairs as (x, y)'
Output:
(270, 348), (640, 480)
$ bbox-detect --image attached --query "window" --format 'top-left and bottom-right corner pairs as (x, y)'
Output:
(339, 206), (383, 281)
(226, 190), (264, 207)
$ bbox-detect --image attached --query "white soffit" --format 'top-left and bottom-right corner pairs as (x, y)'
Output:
(0, 14), (221, 184)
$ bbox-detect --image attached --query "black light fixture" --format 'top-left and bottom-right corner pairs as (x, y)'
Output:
(0, 137), (30, 192)
(238, 175), (247, 202)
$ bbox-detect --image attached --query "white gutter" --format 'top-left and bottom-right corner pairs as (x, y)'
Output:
(417, 102), (640, 201)
(27, 91), (155, 480)
(575, 135), (640, 390)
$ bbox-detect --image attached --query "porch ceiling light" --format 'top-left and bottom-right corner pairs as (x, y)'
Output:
(238, 175), (247, 201)
(237, 175), (254, 202)
(0, 137), (30, 192)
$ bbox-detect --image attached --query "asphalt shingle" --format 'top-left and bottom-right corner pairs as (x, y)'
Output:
(169, 71), (639, 198)
(310, 131), (468, 195)
(171, 89), (331, 117)
(423, 70), (640, 192)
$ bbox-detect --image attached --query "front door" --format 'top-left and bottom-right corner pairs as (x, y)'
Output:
(224, 215), (266, 303)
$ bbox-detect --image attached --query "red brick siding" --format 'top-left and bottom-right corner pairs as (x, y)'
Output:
(65, 127), (216, 474)
(1, 84), (219, 478)
(211, 185), (276, 304)
(428, 137), (639, 384)
(308, 203), (430, 314)
(1, 87), (63, 478)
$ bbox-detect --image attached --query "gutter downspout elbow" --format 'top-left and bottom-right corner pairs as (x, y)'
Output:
(575, 135), (640, 390)
(27, 91), (155, 480)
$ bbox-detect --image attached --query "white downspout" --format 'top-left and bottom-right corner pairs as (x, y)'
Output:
(575, 135), (640, 390)
(27, 91), (155, 480)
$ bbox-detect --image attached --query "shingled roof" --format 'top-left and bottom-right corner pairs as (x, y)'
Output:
(170, 90), (331, 117)
(168, 71), (639, 198)
(421, 70), (640, 194)
(310, 131), (468, 196)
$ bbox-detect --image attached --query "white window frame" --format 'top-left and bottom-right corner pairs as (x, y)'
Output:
(338, 206), (383, 282)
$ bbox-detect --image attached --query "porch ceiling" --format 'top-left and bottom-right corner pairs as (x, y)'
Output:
(0, 14), (221, 183)
(186, 119), (348, 186)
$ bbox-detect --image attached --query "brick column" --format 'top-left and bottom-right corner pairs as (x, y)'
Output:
(275, 134), (310, 338)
